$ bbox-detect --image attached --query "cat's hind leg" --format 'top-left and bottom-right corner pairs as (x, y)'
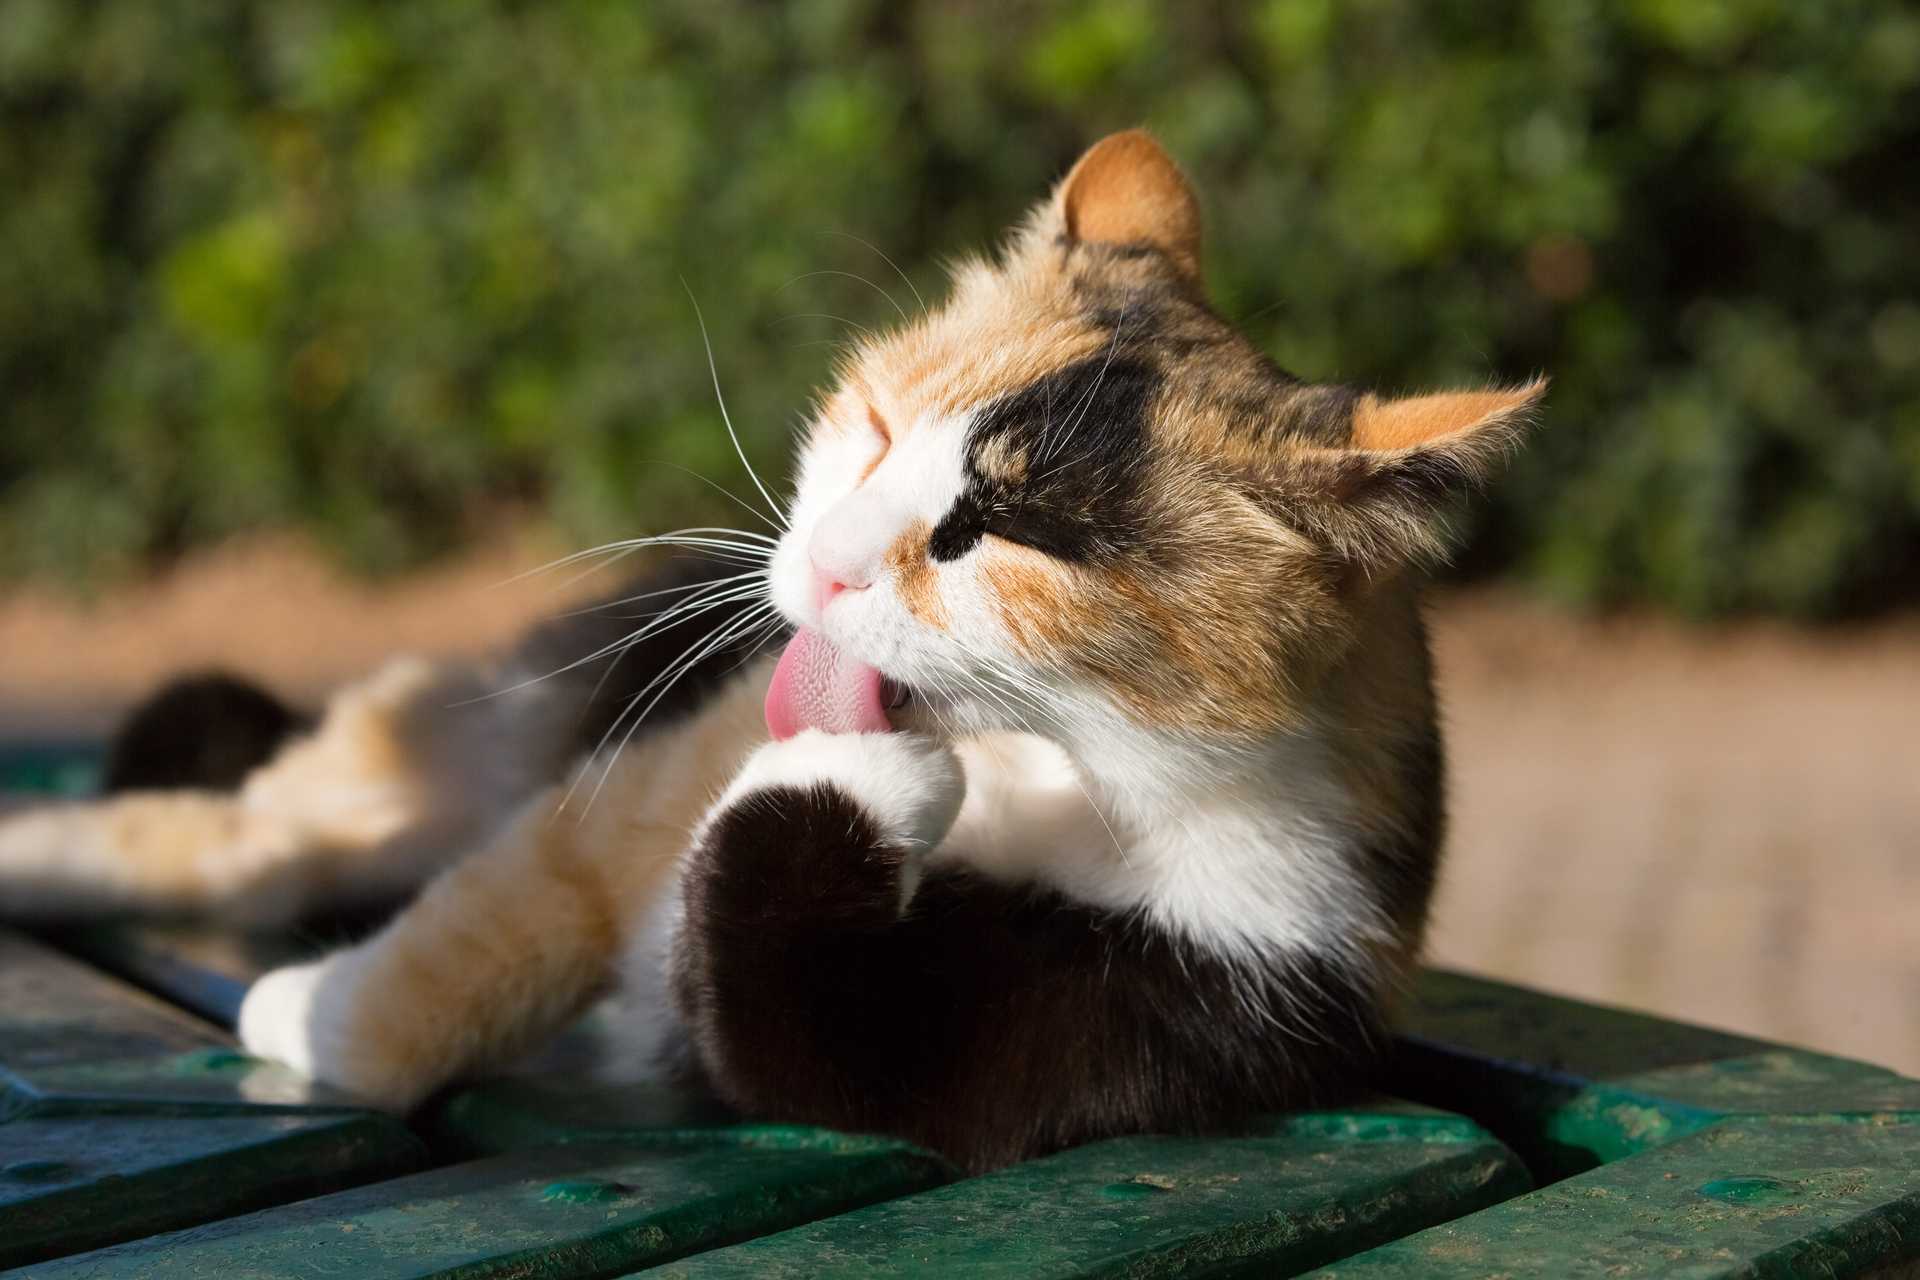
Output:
(237, 657), (773, 1109)
(0, 657), (531, 924)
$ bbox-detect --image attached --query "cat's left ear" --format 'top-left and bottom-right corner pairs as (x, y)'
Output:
(1054, 130), (1203, 279)
(1274, 379), (1548, 566)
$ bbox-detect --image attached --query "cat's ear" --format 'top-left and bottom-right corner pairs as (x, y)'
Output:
(1055, 130), (1202, 279)
(1274, 379), (1547, 566)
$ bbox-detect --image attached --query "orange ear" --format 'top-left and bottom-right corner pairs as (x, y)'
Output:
(1351, 381), (1548, 452)
(1265, 378), (1547, 566)
(1058, 130), (1202, 278)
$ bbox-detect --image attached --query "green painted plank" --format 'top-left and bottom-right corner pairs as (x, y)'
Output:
(12, 1140), (953, 1279)
(49, 923), (315, 1030)
(1303, 1116), (1920, 1279)
(0, 929), (426, 1264)
(0, 745), (101, 799)
(427, 1077), (939, 1161)
(0, 928), (221, 1070)
(0, 1111), (423, 1270)
(641, 1106), (1528, 1278)
(1393, 970), (1920, 1178)
(0, 928), (363, 1116)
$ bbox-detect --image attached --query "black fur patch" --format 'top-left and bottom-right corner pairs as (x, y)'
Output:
(929, 355), (1162, 564)
(103, 674), (310, 792)
(672, 781), (1386, 1173)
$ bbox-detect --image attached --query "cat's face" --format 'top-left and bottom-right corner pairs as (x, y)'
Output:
(769, 131), (1541, 744)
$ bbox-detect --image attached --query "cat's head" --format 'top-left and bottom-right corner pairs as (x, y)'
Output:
(769, 130), (1542, 745)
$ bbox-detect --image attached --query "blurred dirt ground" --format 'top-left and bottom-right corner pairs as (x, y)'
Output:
(2, 535), (1915, 1074)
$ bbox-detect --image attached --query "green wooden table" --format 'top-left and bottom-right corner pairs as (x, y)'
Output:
(3, 759), (1918, 1277)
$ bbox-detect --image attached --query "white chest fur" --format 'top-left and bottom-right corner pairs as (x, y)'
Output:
(935, 729), (1389, 963)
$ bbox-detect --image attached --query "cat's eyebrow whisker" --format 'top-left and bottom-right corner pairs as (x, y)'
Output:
(823, 231), (926, 314)
(773, 312), (874, 338)
(634, 460), (787, 536)
(682, 280), (791, 532)
(775, 269), (909, 323)
(1039, 303), (1136, 467)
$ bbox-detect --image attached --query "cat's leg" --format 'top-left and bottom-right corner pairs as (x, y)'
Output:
(0, 658), (523, 924)
(671, 728), (1385, 1172)
(0, 660), (456, 921)
(238, 778), (645, 1108)
(668, 728), (969, 1092)
(238, 659), (774, 1109)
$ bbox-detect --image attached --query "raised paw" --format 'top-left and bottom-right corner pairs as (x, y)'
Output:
(691, 730), (966, 919)
(715, 729), (966, 853)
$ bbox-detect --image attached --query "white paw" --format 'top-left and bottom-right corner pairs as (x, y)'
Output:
(717, 730), (966, 853)
(237, 957), (334, 1080)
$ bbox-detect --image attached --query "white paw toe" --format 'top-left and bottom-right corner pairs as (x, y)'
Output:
(719, 730), (965, 850)
(237, 958), (332, 1078)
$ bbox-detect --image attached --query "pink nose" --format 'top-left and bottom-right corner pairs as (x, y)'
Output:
(811, 559), (869, 615)
(806, 485), (893, 615)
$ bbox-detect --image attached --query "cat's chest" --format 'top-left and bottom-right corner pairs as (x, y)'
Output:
(932, 732), (1131, 894)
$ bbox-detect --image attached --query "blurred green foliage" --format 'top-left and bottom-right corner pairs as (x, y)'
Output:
(2, 0), (1917, 614)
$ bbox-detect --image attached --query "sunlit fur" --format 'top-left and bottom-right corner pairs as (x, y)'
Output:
(0, 133), (1542, 1147)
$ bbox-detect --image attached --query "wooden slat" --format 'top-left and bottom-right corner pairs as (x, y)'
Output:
(0, 929), (425, 1265)
(15, 1140), (951, 1279)
(1305, 1117), (1920, 1279)
(644, 1107), (1526, 1278)
(0, 1112), (421, 1270)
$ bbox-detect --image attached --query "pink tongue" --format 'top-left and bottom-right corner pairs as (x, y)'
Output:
(765, 627), (893, 740)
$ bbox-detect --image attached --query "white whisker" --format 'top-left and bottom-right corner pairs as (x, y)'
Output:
(635, 460), (786, 535)
(825, 231), (926, 314)
(682, 280), (790, 531)
(776, 269), (908, 322)
(773, 312), (874, 338)
(567, 600), (782, 817)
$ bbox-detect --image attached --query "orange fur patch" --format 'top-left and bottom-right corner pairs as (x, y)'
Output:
(1059, 130), (1203, 278)
(887, 519), (948, 630)
(987, 518), (1315, 739)
(984, 550), (1073, 658)
(1351, 385), (1540, 451)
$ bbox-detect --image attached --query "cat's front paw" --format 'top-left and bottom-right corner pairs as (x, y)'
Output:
(237, 952), (414, 1111)
(717, 729), (966, 853)
(694, 731), (965, 918)
(237, 956), (334, 1082)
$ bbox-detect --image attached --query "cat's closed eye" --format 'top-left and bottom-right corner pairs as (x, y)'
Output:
(857, 405), (892, 484)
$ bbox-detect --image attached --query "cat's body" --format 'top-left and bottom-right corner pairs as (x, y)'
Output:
(0, 133), (1540, 1172)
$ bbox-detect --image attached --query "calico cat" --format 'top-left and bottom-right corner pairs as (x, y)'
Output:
(0, 132), (1542, 1173)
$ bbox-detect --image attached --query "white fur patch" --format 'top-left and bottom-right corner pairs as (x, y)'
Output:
(237, 956), (336, 1083)
(712, 729), (965, 909)
(237, 949), (411, 1111)
(595, 874), (688, 1086)
(716, 730), (965, 851)
(933, 725), (1392, 966)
